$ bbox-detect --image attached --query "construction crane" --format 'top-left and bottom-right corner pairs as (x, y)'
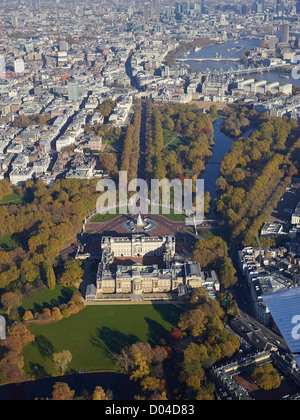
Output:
(255, 230), (263, 266)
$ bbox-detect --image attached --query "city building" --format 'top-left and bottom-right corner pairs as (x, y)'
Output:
(84, 230), (220, 301)
(0, 56), (5, 80)
(68, 83), (79, 102)
(238, 246), (300, 326)
(14, 58), (25, 74)
(282, 23), (290, 44)
(95, 261), (209, 296)
(201, 73), (229, 97)
(253, 0), (265, 13)
(292, 200), (300, 225)
(59, 40), (69, 52)
(101, 234), (176, 259)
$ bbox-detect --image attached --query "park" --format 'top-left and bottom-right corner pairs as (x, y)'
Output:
(22, 302), (184, 378)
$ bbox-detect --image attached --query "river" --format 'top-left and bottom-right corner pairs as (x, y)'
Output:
(184, 38), (300, 87)
(0, 372), (138, 400)
(190, 37), (296, 215)
(201, 121), (257, 218)
(201, 119), (232, 204)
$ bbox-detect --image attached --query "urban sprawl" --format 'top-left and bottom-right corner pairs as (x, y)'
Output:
(1, 0), (300, 402)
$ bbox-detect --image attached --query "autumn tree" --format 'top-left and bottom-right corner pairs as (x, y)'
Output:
(98, 153), (118, 177)
(53, 350), (72, 374)
(23, 311), (34, 321)
(219, 257), (237, 289)
(130, 352), (150, 382)
(168, 328), (183, 346)
(92, 386), (108, 401)
(192, 237), (228, 269)
(1, 292), (22, 313)
(252, 363), (280, 391)
(210, 104), (218, 115)
(140, 376), (161, 392)
(58, 260), (83, 288)
(52, 382), (75, 400)
(43, 262), (56, 290)
(0, 323), (34, 383)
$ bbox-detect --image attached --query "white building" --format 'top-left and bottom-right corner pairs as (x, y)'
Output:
(9, 167), (34, 185)
(14, 58), (25, 74)
(33, 154), (51, 174)
(292, 201), (300, 225)
(6, 142), (23, 154)
(0, 56), (6, 80)
(101, 234), (176, 258)
(56, 135), (76, 152)
(11, 153), (29, 170)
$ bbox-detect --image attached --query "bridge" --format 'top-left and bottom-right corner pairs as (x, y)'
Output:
(222, 64), (292, 76)
(176, 56), (293, 76)
(177, 57), (240, 63)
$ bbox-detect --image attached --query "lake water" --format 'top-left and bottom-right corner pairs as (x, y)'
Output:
(0, 372), (137, 400)
(184, 39), (300, 87)
(200, 120), (257, 218)
(201, 118), (233, 205)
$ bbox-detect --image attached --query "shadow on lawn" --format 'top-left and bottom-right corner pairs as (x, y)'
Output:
(34, 335), (56, 359)
(90, 327), (139, 360)
(145, 318), (170, 346)
(151, 304), (184, 328)
(28, 362), (49, 380)
(19, 287), (75, 317)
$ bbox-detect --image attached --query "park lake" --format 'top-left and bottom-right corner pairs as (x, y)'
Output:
(0, 372), (137, 400)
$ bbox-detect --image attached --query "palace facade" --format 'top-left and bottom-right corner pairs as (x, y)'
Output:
(101, 234), (176, 258)
(85, 233), (220, 301)
(96, 261), (206, 295)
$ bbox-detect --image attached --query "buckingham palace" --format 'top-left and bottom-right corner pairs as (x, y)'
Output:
(101, 234), (176, 258)
(85, 233), (220, 301)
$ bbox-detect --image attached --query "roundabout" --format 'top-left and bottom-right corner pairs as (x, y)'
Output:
(123, 212), (156, 233)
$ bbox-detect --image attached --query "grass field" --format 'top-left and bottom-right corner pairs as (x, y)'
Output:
(0, 233), (19, 250)
(209, 113), (223, 122)
(22, 304), (183, 379)
(159, 207), (186, 222)
(163, 129), (182, 150)
(20, 286), (76, 316)
(196, 227), (231, 242)
(90, 206), (186, 223)
(90, 212), (120, 223)
(0, 193), (23, 206)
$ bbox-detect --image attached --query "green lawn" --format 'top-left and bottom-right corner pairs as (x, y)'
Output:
(90, 212), (120, 223)
(209, 113), (223, 122)
(20, 286), (76, 316)
(0, 193), (23, 205)
(0, 233), (18, 250)
(163, 129), (182, 150)
(196, 227), (231, 242)
(23, 304), (183, 379)
(159, 207), (186, 222)
(90, 207), (186, 223)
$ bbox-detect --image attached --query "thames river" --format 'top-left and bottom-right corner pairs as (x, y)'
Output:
(184, 38), (300, 87)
